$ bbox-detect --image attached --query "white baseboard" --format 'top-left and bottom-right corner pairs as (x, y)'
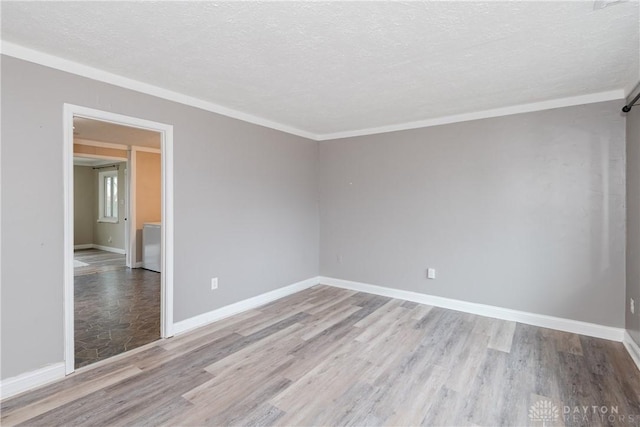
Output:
(0, 363), (65, 401)
(2, 276), (631, 401)
(133, 262), (144, 268)
(172, 276), (321, 335)
(73, 243), (125, 255)
(319, 277), (625, 342)
(92, 244), (126, 255)
(623, 331), (640, 371)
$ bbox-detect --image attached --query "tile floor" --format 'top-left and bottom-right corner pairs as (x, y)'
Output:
(74, 249), (160, 368)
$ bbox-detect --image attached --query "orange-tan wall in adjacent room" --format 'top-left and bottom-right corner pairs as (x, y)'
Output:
(135, 150), (161, 263)
(74, 142), (128, 159)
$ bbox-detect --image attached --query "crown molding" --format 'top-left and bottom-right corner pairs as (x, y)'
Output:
(317, 89), (626, 141)
(0, 41), (319, 141)
(1, 41), (628, 142)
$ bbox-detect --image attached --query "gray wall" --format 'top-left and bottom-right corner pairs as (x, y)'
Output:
(0, 52), (630, 382)
(627, 101), (640, 346)
(74, 163), (126, 250)
(93, 164), (126, 250)
(1, 56), (319, 379)
(319, 101), (626, 328)
(73, 165), (95, 245)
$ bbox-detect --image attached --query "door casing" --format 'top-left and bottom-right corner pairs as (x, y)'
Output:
(63, 104), (174, 375)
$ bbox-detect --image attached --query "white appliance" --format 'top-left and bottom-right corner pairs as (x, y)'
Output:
(142, 222), (161, 273)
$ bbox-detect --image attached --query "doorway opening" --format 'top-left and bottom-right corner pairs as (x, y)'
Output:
(64, 105), (174, 374)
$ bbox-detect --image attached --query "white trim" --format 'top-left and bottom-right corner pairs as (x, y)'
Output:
(74, 138), (129, 151)
(318, 90), (625, 141)
(3, 42), (317, 140)
(63, 104), (74, 375)
(92, 244), (126, 255)
(2, 42), (627, 142)
(129, 148), (137, 267)
(0, 363), (65, 400)
(72, 244), (125, 254)
(124, 163), (131, 268)
(73, 153), (128, 162)
(624, 331), (640, 372)
(97, 219), (119, 225)
(134, 261), (144, 268)
(161, 126), (174, 337)
(319, 277), (625, 342)
(317, 90), (626, 141)
(172, 277), (321, 335)
(64, 104), (174, 375)
(3, 279), (633, 400)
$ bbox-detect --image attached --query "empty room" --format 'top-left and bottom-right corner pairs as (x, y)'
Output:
(1, 2), (639, 426)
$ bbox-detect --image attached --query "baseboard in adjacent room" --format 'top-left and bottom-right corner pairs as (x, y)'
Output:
(172, 276), (321, 335)
(91, 244), (126, 255)
(73, 244), (93, 250)
(73, 243), (125, 255)
(0, 363), (65, 401)
(624, 331), (640, 371)
(319, 276), (625, 342)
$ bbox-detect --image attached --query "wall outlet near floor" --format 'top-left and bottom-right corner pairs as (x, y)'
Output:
(108, 236), (112, 243)
(211, 277), (218, 290)
(337, 254), (343, 264)
(427, 268), (436, 280)
(631, 298), (635, 315)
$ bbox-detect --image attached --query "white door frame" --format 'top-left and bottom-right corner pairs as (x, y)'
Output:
(63, 104), (174, 375)
(124, 161), (132, 268)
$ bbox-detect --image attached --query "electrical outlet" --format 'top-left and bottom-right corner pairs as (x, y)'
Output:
(211, 277), (218, 290)
(337, 254), (343, 264)
(631, 298), (635, 315)
(108, 236), (112, 243)
(427, 268), (436, 280)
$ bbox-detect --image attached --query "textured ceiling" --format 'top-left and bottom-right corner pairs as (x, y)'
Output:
(2, 1), (639, 137)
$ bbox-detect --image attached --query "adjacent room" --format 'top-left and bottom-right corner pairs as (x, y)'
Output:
(72, 117), (163, 368)
(1, 1), (640, 426)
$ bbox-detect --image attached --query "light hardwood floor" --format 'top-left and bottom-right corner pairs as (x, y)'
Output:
(2, 285), (639, 426)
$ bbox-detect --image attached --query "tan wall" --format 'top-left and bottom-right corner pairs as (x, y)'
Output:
(73, 165), (95, 245)
(135, 151), (161, 263)
(93, 164), (126, 250)
(74, 142), (127, 159)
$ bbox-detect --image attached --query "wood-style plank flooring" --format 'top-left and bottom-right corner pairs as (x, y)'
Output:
(2, 285), (639, 426)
